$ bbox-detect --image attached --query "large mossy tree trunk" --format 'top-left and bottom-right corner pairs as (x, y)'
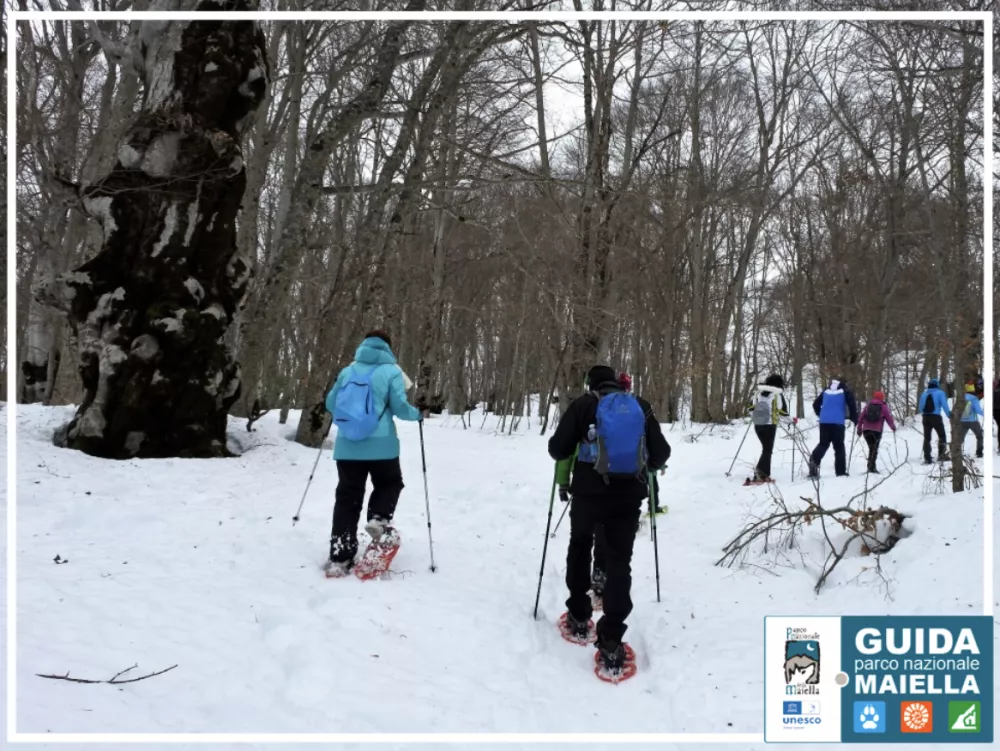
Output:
(37, 1), (268, 459)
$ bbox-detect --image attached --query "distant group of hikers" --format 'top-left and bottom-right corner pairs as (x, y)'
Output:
(748, 374), (987, 483)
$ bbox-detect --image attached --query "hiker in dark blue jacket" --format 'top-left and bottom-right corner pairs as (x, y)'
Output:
(808, 378), (859, 478)
(918, 378), (951, 464)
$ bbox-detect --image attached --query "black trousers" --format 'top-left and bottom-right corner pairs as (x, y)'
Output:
(329, 458), (404, 563)
(594, 475), (658, 578)
(994, 413), (1000, 450)
(862, 430), (882, 471)
(566, 495), (641, 648)
(921, 414), (947, 462)
(754, 425), (777, 478)
(810, 423), (847, 476)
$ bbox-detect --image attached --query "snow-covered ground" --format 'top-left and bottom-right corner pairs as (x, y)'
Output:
(2, 402), (991, 749)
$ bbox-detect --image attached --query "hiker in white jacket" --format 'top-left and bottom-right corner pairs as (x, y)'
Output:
(747, 373), (797, 483)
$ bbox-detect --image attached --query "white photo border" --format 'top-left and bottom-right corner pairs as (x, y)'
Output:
(6, 6), (994, 744)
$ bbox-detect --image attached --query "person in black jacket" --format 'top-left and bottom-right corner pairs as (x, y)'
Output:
(547, 364), (671, 673)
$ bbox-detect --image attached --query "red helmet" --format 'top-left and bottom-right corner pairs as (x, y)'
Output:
(618, 372), (632, 392)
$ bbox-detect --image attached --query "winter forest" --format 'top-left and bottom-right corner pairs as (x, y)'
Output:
(6, 5), (987, 462)
(0, 2), (995, 737)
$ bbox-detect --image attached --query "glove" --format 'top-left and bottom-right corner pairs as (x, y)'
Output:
(558, 486), (571, 503)
(792, 417), (799, 425)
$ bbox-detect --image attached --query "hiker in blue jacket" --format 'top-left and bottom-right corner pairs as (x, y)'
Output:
(957, 383), (984, 459)
(808, 378), (859, 478)
(917, 378), (951, 464)
(322, 330), (424, 577)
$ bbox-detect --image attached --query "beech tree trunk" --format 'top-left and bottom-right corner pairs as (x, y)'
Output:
(37, 2), (269, 459)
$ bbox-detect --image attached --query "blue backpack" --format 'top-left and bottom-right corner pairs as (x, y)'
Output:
(578, 392), (648, 482)
(333, 365), (387, 441)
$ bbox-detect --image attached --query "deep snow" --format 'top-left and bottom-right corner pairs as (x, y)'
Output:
(2, 401), (992, 749)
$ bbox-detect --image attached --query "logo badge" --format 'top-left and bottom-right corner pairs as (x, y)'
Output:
(901, 701), (933, 733)
(949, 701), (981, 733)
(854, 701), (886, 733)
(783, 701), (801, 715)
(784, 640), (820, 684)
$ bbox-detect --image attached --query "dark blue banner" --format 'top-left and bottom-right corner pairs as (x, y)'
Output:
(840, 616), (993, 743)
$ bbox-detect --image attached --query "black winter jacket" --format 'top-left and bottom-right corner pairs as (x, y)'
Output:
(547, 387), (671, 501)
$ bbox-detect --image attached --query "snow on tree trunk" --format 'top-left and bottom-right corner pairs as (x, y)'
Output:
(36, 3), (269, 459)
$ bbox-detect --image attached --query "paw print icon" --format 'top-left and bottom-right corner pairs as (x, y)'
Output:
(854, 701), (887, 733)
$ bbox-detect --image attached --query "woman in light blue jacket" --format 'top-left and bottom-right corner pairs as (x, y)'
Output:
(323, 331), (423, 576)
(958, 383), (984, 459)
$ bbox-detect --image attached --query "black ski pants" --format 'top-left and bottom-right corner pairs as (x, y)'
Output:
(593, 475), (658, 580)
(330, 458), (404, 563)
(810, 423), (847, 476)
(566, 494), (641, 648)
(593, 523), (608, 579)
(921, 414), (947, 462)
(755, 425), (777, 479)
(862, 430), (882, 472)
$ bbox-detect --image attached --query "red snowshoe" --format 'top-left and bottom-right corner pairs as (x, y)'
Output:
(594, 643), (637, 684)
(354, 526), (401, 581)
(743, 476), (775, 487)
(558, 612), (597, 645)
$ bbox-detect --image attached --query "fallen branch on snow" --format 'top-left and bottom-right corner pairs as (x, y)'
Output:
(718, 452), (908, 596)
(36, 663), (177, 685)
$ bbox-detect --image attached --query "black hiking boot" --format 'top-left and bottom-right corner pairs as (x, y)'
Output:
(566, 612), (592, 640)
(807, 461), (819, 480)
(596, 638), (627, 672)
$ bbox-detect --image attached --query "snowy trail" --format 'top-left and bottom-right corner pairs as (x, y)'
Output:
(5, 404), (988, 743)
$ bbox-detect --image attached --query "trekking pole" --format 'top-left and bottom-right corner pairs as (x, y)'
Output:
(292, 443), (326, 525)
(550, 500), (570, 538)
(791, 424), (796, 483)
(847, 424), (858, 473)
(418, 420), (437, 572)
(648, 472), (662, 603)
(533, 466), (559, 620)
(726, 421), (753, 476)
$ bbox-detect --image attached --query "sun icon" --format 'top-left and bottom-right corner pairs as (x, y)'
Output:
(902, 702), (932, 732)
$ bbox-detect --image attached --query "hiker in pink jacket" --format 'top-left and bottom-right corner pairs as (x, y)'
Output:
(856, 391), (897, 474)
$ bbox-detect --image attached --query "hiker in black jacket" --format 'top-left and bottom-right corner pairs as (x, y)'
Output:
(547, 365), (670, 676)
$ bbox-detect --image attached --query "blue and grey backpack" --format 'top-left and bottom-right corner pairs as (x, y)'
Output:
(578, 391), (649, 483)
(333, 365), (387, 441)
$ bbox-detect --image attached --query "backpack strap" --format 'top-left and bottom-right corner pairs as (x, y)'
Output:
(353, 362), (391, 421)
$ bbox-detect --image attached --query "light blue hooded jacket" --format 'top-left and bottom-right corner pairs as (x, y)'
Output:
(961, 394), (984, 423)
(918, 381), (951, 418)
(325, 337), (422, 461)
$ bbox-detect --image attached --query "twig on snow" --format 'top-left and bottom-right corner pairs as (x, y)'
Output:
(36, 663), (178, 685)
